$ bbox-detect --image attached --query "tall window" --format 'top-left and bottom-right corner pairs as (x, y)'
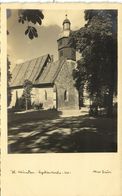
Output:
(64, 90), (68, 101)
(45, 90), (47, 100)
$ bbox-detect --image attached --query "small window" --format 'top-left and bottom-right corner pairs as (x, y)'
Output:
(45, 90), (47, 100)
(64, 90), (68, 101)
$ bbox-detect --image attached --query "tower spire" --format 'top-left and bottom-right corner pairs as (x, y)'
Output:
(63, 15), (71, 31)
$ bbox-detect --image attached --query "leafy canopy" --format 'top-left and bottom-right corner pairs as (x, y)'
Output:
(18, 9), (44, 39)
(70, 10), (117, 116)
(23, 79), (33, 99)
(70, 10), (117, 97)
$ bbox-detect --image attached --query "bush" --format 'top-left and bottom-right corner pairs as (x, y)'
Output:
(15, 96), (24, 110)
(32, 102), (43, 110)
(47, 107), (57, 111)
(15, 95), (32, 110)
(89, 105), (98, 116)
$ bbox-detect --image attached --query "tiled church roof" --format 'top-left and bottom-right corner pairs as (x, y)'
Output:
(35, 58), (65, 85)
(10, 54), (66, 88)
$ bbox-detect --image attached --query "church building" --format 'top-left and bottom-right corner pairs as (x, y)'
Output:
(9, 15), (79, 110)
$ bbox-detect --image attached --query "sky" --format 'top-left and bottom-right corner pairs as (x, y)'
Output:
(7, 9), (85, 70)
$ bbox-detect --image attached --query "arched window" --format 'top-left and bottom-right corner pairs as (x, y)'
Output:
(45, 90), (47, 100)
(64, 90), (68, 101)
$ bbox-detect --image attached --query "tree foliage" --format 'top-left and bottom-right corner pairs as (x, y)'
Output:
(23, 80), (33, 110)
(7, 57), (12, 106)
(70, 10), (117, 116)
(18, 10), (44, 39)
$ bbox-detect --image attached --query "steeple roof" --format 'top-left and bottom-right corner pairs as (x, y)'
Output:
(58, 15), (71, 39)
(63, 14), (71, 25)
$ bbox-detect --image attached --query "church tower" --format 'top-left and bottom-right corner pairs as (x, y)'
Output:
(57, 15), (76, 61)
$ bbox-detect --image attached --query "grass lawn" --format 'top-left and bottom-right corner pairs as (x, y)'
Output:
(8, 110), (117, 153)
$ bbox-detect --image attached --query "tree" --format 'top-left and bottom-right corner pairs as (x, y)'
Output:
(7, 57), (12, 106)
(23, 80), (33, 111)
(70, 10), (117, 117)
(18, 9), (44, 39)
(8, 9), (44, 39)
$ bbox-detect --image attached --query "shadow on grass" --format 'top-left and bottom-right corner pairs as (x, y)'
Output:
(8, 110), (117, 153)
(8, 109), (62, 124)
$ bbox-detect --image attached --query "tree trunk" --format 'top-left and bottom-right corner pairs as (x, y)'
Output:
(89, 96), (98, 117)
(26, 99), (28, 111)
(107, 87), (114, 117)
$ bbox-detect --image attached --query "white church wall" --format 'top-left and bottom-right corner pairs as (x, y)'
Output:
(31, 87), (56, 109)
(30, 87), (55, 109)
(10, 88), (23, 108)
(9, 87), (55, 109)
